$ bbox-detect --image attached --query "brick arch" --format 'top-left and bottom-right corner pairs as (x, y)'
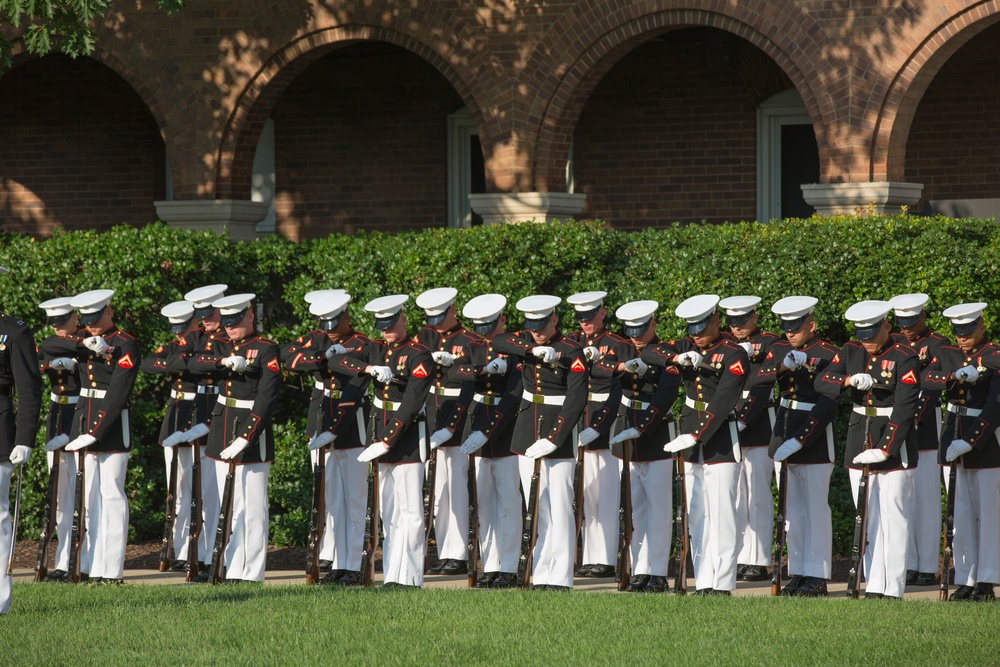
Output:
(214, 21), (498, 200)
(523, 2), (835, 191)
(872, 2), (1000, 182)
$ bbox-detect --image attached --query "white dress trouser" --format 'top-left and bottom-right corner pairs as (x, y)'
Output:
(319, 448), (367, 571)
(164, 446), (195, 561)
(380, 462), (425, 586)
(686, 461), (739, 592)
(45, 450), (77, 571)
(519, 456), (575, 587)
(217, 461), (270, 582)
(476, 456), (522, 573)
(952, 465), (1000, 586)
(850, 467), (913, 597)
(581, 449), (620, 566)
(785, 463), (833, 579)
(1, 463), (14, 614)
(906, 449), (942, 573)
(82, 452), (130, 580)
(430, 447), (469, 561)
(736, 446), (773, 567)
(200, 452), (221, 559)
(630, 459), (673, 576)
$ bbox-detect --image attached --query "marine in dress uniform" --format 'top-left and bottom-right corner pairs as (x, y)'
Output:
(888, 293), (949, 587)
(36, 296), (83, 581)
(640, 294), (750, 595)
(816, 300), (920, 599)
(923, 302), (1000, 602)
(566, 291), (629, 579)
(413, 287), (478, 575)
(720, 296), (780, 582)
(140, 300), (202, 572)
(0, 265), (43, 614)
(750, 296), (839, 596)
(290, 292), (372, 586)
(338, 295), (434, 588)
(189, 294), (281, 583)
(454, 294), (523, 589)
(55, 289), (142, 585)
(606, 301), (681, 593)
(491, 295), (588, 590)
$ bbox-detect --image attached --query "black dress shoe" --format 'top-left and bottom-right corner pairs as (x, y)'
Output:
(914, 572), (938, 586)
(85, 577), (103, 585)
(320, 570), (345, 585)
(709, 589), (732, 596)
(45, 569), (67, 582)
(949, 584), (975, 601)
(588, 564), (616, 578)
(575, 564), (597, 577)
(318, 559), (333, 573)
(780, 575), (805, 596)
(439, 559), (468, 575)
(543, 585), (571, 592)
(382, 582), (418, 590)
(426, 560), (445, 574)
(905, 569), (918, 585)
(644, 576), (668, 593)
(475, 571), (497, 588)
(625, 574), (651, 592)
(489, 572), (518, 589)
(970, 582), (996, 602)
(740, 565), (770, 582)
(736, 564), (750, 580)
(192, 569), (211, 583)
(693, 588), (712, 596)
(794, 577), (828, 597)
(530, 584), (548, 591)
(169, 559), (188, 572)
(337, 571), (362, 586)
(864, 591), (884, 599)
(95, 578), (125, 586)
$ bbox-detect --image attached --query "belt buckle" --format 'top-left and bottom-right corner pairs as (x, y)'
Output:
(694, 401), (707, 411)
(329, 390), (340, 399)
(176, 392), (187, 401)
(58, 395), (69, 405)
(224, 397), (237, 408)
(864, 407), (878, 417)
(530, 393), (544, 404)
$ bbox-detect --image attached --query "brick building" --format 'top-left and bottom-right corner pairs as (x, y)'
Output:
(2, 1), (999, 240)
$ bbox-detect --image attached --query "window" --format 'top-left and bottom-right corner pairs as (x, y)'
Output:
(757, 89), (819, 222)
(447, 108), (485, 227)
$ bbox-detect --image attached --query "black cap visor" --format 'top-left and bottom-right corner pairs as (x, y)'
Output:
(780, 315), (808, 332)
(523, 315), (551, 331)
(473, 318), (499, 336)
(317, 314), (341, 332)
(78, 306), (106, 326)
(623, 319), (651, 338)
(686, 315), (711, 335)
(47, 312), (73, 327)
(952, 317), (981, 337)
(575, 306), (600, 322)
(168, 318), (193, 335)
(221, 308), (249, 327)
(193, 305), (215, 319)
(853, 319), (885, 341)
(424, 312), (447, 326)
(895, 313), (922, 328)
(726, 311), (753, 327)
(375, 310), (402, 331)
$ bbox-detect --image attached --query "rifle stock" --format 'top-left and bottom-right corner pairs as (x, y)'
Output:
(848, 407), (874, 598)
(360, 460), (379, 587)
(185, 443), (203, 582)
(615, 440), (632, 591)
(159, 445), (180, 572)
(305, 445), (327, 584)
(770, 462), (789, 595)
(67, 451), (86, 583)
(467, 453), (479, 587)
(210, 460), (237, 584)
(34, 454), (61, 581)
(572, 439), (584, 568)
(939, 462), (958, 601)
(517, 457), (542, 589)
(672, 450), (688, 595)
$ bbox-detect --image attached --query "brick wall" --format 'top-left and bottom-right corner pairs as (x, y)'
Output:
(573, 29), (791, 229)
(271, 43), (464, 240)
(0, 56), (165, 235)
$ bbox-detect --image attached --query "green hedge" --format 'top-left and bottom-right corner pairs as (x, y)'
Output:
(2, 215), (995, 554)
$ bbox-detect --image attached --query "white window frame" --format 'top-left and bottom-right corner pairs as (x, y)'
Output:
(756, 89), (810, 223)
(447, 108), (478, 228)
(251, 118), (276, 235)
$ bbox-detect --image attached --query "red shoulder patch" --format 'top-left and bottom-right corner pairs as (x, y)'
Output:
(117, 353), (135, 369)
(666, 366), (680, 375)
(570, 358), (587, 373)
(266, 358), (280, 372)
(831, 354), (840, 364)
(728, 360), (745, 375)
(413, 362), (429, 378)
(901, 369), (917, 385)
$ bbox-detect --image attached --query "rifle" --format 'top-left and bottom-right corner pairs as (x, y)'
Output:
(467, 452), (480, 587)
(185, 440), (203, 582)
(6, 465), (22, 576)
(939, 462), (958, 600)
(34, 453), (61, 581)
(517, 457), (542, 589)
(421, 413), (437, 561)
(572, 432), (585, 569)
(159, 445), (180, 572)
(305, 444), (327, 584)
(771, 403), (792, 596)
(67, 450), (86, 583)
(848, 404), (874, 599)
(615, 439), (633, 591)
(672, 448), (688, 595)
(210, 460), (237, 584)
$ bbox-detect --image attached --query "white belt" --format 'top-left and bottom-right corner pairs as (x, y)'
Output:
(217, 395), (255, 410)
(51, 392), (79, 405)
(314, 380), (326, 391)
(374, 396), (401, 411)
(852, 405), (893, 417)
(740, 390), (750, 399)
(946, 403), (982, 417)
(621, 396), (651, 410)
(170, 389), (196, 401)
(429, 386), (462, 397)
(473, 393), (501, 405)
(522, 390), (566, 406)
(588, 392), (611, 402)
(79, 388), (107, 399)
(684, 396), (709, 411)
(780, 397), (816, 411)
(197, 385), (220, 394)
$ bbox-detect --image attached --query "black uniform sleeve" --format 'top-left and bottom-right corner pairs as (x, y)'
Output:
(545, 345), (588, 448)
(89, 335), (141, 441)
(377, 348), (435, 448)
(237, 342), (282, 446)
(11, 322), (43, 449)
(692, 346), (749, 443)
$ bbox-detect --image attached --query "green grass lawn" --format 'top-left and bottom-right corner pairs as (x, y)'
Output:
(2, 583), (997, 665)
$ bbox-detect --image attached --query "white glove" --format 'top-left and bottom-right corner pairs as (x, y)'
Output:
(181, 422), (210, 443)
(65, 434), (97, 452)
(50, 357), (77, 371)
(429, 428), (453, 450)
(221, 356), (248, 373)
(358, 442), (389, 462)
(308, 431), (335, 450)
(324, 343), (347, 360)
(431, 351), (456, 367)
(853, 448), (889, 465)
(83, 336), (108, 355)
(664, 433), (697, 453)
(531, 346), (558, 364)
(220, 437), (250, 460)
(9, 445), (31, 465)
(772, 438), (803, 462)
(484, 358), (507, 375)
(783, 350), (807, 370)
(946, 439), (973, 462)
(954, 365), (979, 383)
(623, 358), (648, 376)
(367, 365), (393, 384)
(44, 434), (71, 452)
(849, 373), (875, 391)
(609, 427), (639, 445)
(578, 427), (600, 447)
(583, 346), (602, 362)
(676, 351), (703, 367)
(525, 438), (558, 459)
(460, 431), (488, 455)
(739, 342), (754, 357)
(161, 431), (186, 448)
